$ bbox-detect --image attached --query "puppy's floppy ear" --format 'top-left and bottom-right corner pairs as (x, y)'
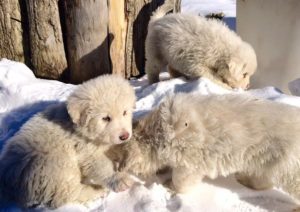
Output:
(67, 94), (88, 125)
(215, 59), (230, 74)
(228, 57), (245, 76)
(228, 59), (238, 75)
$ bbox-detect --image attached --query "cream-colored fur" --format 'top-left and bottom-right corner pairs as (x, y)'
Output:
(0, 75), (136, 208)
(116, 93), (300, 203)
(145, 10), (257, 89)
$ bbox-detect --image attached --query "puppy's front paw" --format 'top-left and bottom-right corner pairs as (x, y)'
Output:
(110, 173), (135, 192)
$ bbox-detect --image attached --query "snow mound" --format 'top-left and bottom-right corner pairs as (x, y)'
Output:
(0, 59), (299, 211)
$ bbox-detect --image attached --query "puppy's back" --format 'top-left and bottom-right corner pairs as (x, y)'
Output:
(0, 103), (75, 206)
(174, 93), (300, 150)
(148, 14), (243, 54)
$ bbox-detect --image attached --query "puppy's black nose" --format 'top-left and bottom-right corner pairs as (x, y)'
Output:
(119, 132), (129, 141)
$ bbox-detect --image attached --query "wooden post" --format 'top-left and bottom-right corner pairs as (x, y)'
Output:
(0, 0), (24, 62)
(107, 1), (128, 77)
(1, 0), (180, 82)
(25, 0), (67, 79)
(64, 0), (111, 84)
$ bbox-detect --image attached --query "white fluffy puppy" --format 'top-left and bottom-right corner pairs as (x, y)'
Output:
(145, 6), (257, 89)
(0, 75), (136, 208)
(115, 93), (300, 204)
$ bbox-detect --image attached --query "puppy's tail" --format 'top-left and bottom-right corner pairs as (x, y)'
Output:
(150, 0), (179, 22)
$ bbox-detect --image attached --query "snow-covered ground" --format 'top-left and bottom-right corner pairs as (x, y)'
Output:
(182, 0), (236, 17)
(1, 59), (300, 212)
(181, 0), (236, 30)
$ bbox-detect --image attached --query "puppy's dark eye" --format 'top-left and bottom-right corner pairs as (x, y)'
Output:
(123, 111), (127, 116)
(102, 116), (111, 122)
(185, 122), (188, 127)
(243, 73), (248, 78)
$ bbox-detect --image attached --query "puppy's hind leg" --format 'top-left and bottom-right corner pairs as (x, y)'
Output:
(235, 172), (273, 190)
(145, 57), (166, 84)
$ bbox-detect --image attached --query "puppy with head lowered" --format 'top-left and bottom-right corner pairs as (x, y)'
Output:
(0, 75), (136, 208)
(145, 4), (257, 89)
(113, 93), (300, 206)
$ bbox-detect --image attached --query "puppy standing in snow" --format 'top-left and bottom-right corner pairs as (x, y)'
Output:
(113, 93), (300, 204)
(145, 4), (257, 89)
(0, 75), (136, 208)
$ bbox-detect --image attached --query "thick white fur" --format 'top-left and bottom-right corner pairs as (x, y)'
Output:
(0, 75), (136, 208)
(117, 93), (300, 203)
(145, 12), (257, 89)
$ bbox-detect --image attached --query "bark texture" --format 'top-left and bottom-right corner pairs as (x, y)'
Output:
(0, 0), (180, 82)
(26, 0), (67, 79)
(108, 0), (128, 77)
(64, 0), (111, 83)
(0, 0), (24, 62)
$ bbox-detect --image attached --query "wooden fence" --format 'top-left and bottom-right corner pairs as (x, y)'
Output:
(0, 0), (180, 83)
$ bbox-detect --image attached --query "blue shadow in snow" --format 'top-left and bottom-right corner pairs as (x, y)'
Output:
(0, 100), (60, 152)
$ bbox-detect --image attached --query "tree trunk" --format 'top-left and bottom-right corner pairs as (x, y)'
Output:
(64, 0), (111, 84)
(25, 0), (67, 79)
(0, 0), (24, 62)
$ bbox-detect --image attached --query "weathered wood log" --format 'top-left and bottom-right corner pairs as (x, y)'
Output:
(0, 0), (24, 62)
(63, 0), (179, 81)
(25, 0), (67, 79)
(64, 0), (111, 84)
(108, 0), (128, 77)
(1, 0), (180, 82)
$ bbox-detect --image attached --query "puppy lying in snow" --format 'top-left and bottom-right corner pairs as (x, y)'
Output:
(0, 75), (136, 208)
(110, 93), (300, 206)
(145, 4), (257, 89)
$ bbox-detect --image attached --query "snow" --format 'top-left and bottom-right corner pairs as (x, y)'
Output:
(181, 0), (236, 30)
(181, 0), (236, 17)
(1, 59), (300, 211)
